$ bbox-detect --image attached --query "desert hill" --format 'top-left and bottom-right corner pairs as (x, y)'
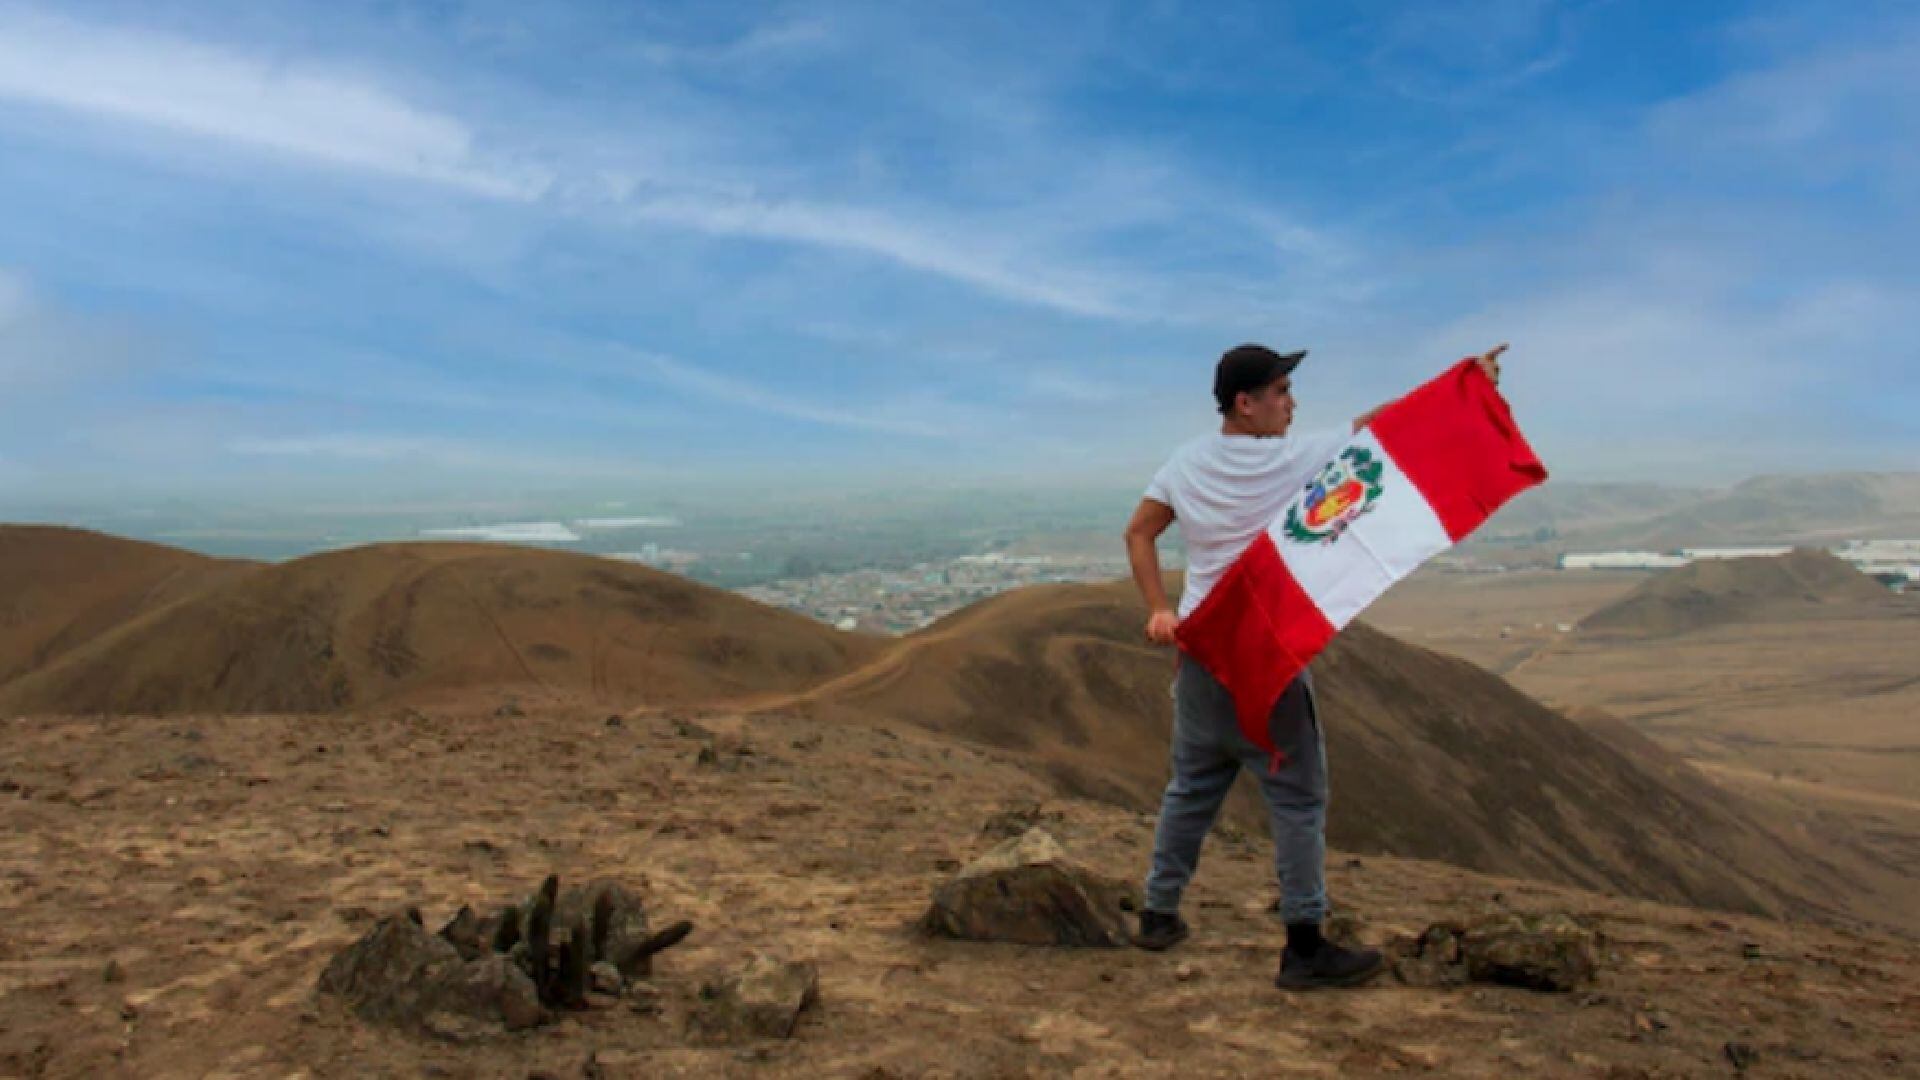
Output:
(1577, 548), (1891, 639)
(778, 578), (1858, 927)
(0, 540), (886, 716)
(0, 526), (257, 686)
(1500, 471), (1920, 551)
(0, 531), (1895, 933)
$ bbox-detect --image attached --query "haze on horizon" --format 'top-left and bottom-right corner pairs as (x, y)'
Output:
(1, 0), (1915, 512)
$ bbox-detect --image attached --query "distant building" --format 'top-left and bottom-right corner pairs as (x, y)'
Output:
(1558, 552), (1689, 570)
(1857, 563), (1920, 587)
(1834, 539), (1920, 562)
(1679, 546), (1793, 560)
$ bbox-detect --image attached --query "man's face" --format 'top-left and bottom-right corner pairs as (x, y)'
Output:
(1238, 375), (1295, 436)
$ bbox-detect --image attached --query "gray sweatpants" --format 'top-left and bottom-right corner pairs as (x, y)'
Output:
(1142, 656), (1329, 924)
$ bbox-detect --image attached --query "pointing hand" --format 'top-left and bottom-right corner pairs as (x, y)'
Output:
(1476, 343), (1508, 386)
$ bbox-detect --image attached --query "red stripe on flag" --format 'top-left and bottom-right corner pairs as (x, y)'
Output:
(1175, 532), (1336, 756)
(1368, 360), (1548, 542)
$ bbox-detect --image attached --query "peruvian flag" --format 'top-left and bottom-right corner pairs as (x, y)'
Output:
(1175, 359), (1547, 761)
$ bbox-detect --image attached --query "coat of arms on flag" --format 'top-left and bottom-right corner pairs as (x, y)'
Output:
(1284, 447), (1385, 545)
(1176, 359), (1548, 766)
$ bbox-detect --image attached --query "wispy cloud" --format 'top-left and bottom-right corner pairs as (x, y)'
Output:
(0, 8), (548, 199)
(1, 2), (1913, 504)
(1645, 17), (1920, 190)
(634, 15), (838, 68)
(614, 195), (1133, 318)
(0, 7), (1361, 324)
(1364, 0), (1580, 106)
(620, 347), (963, 438)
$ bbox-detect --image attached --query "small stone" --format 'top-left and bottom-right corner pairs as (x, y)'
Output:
(687, 956), (819, 1042)
(605, 714), (624, 728)
(1725, 1041), (1759, 1071)
(102, 960), (124, 984)
(626, 980), (663, 1015)
(672, 717), (713, 740)
(590, 962), (624, 996)
(1174, 962), (1199, 982)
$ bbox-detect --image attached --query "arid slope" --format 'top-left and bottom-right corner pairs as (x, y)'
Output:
(0, 526), (255, 685)
(0, 541), (885, 716)
(777, 578), (1888, 929)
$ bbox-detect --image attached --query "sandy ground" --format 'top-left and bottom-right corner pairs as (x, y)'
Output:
(1372, 568), (1920, 937)
(3, 702), (1917, 1078)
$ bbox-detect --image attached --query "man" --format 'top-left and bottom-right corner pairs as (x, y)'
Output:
(1123, 342), (1505, 991)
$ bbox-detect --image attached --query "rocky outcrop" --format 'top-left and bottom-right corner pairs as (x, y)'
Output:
(317, 912), (542, 1037)
(922, 828), (1133, 947)
(318, 875), (693, 1038)
(1393, 913), (1600, 992)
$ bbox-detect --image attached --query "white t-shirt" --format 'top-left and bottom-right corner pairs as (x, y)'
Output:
(1145, 428), (1351, 618)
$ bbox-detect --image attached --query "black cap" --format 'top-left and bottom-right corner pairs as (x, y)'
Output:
(1214, 344), (1305, 414)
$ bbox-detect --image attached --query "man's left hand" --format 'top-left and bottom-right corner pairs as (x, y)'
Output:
(1476, 343), (1508, 385)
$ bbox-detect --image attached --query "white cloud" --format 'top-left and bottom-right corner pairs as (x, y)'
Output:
(1647, 20), (1920, 177)
(621, 348), (961, 437)
(615, 194), (1131, 318)
(635, 15), (837, 68)
(0, 8), (548, 198)
(0, 9), (1364, 323)
(1364, 0), (1577, 106)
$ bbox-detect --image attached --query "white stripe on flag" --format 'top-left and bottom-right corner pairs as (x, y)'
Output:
(1267, 427), (1451, 628)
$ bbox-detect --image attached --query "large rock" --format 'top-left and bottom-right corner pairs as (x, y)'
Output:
(922, 828), (1133, 947)
(318, 912), (543, 1036)
(1393, 913), (1599, 992)
(688, 955), (820, 1042)
(1463, 913), (1598, 991)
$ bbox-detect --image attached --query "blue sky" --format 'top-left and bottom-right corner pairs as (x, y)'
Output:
(0, 0), (1914, 507)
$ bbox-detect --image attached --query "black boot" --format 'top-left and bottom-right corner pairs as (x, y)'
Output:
(1133, 910), (1190, 951)
(1275, 921), (1383, 990)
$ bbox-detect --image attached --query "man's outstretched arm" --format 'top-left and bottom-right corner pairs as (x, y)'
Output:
(1124, 498), (1179, 646)
(1350, 344), (1507, 432)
